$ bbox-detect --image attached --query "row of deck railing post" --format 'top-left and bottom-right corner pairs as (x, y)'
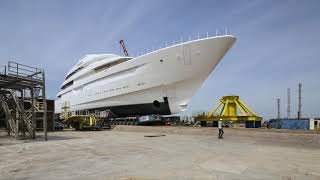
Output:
(132, 29), (230, 57)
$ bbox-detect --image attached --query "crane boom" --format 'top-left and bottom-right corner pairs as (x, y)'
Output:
(119, 40), (129, 57)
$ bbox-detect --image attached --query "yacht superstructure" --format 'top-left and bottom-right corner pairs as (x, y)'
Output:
(55, 35), (236, 116)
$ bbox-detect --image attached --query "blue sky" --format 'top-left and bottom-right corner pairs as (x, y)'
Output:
(0, 0), (319, 119)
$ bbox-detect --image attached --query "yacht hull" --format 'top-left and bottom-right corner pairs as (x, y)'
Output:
(55, 35), (236, 117)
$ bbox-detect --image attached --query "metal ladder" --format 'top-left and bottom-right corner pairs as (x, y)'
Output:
(8, 90), (34, 138)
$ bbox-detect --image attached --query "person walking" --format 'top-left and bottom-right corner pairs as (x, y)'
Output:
(218, 120), (224, 139)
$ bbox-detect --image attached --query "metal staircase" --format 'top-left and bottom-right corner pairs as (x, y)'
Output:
(1, 95), (16, 134)
(8, 90), (35, 138)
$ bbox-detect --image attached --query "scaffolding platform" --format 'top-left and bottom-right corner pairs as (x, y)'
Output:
(0, 61), (47, 140)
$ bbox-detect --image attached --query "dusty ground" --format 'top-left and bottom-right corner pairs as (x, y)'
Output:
(0, 126), (320, 180)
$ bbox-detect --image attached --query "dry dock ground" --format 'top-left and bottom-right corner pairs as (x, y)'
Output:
(1, 126), (320, 180)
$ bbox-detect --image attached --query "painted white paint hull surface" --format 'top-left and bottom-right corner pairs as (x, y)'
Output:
(55, 35), (236, 115)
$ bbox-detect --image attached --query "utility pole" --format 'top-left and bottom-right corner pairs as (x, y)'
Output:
(297, 83), (302, 119)
(287, 88), (290, 119)
(277, 98), (280, 119)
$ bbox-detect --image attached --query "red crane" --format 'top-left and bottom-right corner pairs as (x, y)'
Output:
(119, 40), (129, 57)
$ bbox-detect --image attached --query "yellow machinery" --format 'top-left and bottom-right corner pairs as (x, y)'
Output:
(65, 113), (97, 130)
(195, 96), (262, 128)
(61, 102), (100, 130)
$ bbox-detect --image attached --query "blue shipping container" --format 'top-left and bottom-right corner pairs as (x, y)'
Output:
(281, 119), (309, 130)
(269, 119), (310, 130)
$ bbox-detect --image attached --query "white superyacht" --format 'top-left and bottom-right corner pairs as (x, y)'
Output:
(55, 35), (236, 117)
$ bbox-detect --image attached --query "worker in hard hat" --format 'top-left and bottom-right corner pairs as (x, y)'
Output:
(218, 120), (224, 139)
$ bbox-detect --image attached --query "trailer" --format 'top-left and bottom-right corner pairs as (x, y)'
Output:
(60, 109), (111, 131)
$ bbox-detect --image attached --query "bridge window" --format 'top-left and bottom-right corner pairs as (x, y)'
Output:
(61, 80), (73, 90)
(94, 58), (131, 72)
(65, 67), (83, 80)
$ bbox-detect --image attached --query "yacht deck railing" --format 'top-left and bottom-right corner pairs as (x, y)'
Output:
(131, 29), (231, 57)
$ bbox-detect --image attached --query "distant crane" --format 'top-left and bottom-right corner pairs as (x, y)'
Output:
(119, 40), (129, 57)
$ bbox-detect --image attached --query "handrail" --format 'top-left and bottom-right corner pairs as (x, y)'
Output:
(5, 61), (43, 80)
(132, 29), (231, 57)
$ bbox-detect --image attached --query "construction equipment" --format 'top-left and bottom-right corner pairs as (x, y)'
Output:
(119, 40), (129, 57)
(65, 111), (98, 130)
(61, 104), (111, 130)
(195, 96), (262, 128)
(0, 61), (47, 140)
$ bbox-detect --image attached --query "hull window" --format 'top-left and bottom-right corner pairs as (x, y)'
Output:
(66, 67), (83, 80)
(61, 80), (73, 90)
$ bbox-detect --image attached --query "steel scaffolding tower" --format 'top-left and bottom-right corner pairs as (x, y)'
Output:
(0, 61), (47, 140)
